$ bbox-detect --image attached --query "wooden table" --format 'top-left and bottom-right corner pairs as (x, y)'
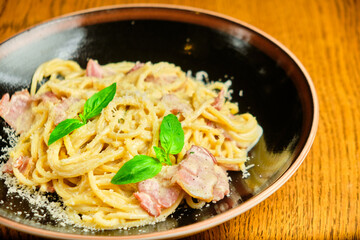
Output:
(0, 0), (359, 239)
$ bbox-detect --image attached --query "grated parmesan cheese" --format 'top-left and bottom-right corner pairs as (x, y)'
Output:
(0, 126), (98, 231)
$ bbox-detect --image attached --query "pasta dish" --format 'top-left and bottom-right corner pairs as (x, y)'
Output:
(0, 59), (262, 229)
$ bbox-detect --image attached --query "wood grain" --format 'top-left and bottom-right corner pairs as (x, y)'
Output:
(0, 0), (359, 239)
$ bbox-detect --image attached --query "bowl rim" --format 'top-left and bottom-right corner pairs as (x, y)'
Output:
(0, 3), (319, 240)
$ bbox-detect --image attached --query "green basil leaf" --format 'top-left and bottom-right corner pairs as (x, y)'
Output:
(83, 82), (117, 121)
(111, 155), (162, 185)
(79, 113), (87, 124)
(153, 146), (172, 165)
(160, 114), (184, 155)
(48, 119), (85, 145)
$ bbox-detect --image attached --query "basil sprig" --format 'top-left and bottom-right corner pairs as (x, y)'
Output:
(48, 119), (85, 146)
(159, 114), (184, 164)
(48, 83), (117, 145)
(82, 83), (117, 120)
(110, 155), (162, 185)
(111, 114), (184, 185)
(153, 146), (171, 165)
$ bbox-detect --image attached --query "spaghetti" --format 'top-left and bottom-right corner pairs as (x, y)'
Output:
(0, 59), (262, 229)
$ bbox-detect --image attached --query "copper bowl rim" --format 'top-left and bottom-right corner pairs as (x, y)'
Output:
(0, 4), (319, 240)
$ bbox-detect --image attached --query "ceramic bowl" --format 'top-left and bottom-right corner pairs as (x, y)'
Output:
(0, 4), (318, 239)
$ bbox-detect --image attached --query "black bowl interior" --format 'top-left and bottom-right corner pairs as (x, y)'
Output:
(0, 6), (314, 237)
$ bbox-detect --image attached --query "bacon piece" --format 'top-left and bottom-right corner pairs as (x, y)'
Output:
(134, 192), (160, 216)
(134, 146), (230, 216)
(2, 158), (13, 174)
(38, 91), (59, 103)
(53, 97), (78, 125)
(144, 74), (177, 84)
(134, 167), (182, 217)
(0, 90), (33, 133)
(35, 92), (75, 125)
(86, 59), (104, 78)
(46, 181), (55, 193)
(211, 88), (225, 111)
(174, 145), (229, 202)
(214, 185), (241, 214)
(161, 94), (193, 117)
(220, 163), (241, 171)
(86, 59), (116, 78)
(127, 62), (144, 74)
(212, 166), (230, 201)
(13, 156), (34, 177)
